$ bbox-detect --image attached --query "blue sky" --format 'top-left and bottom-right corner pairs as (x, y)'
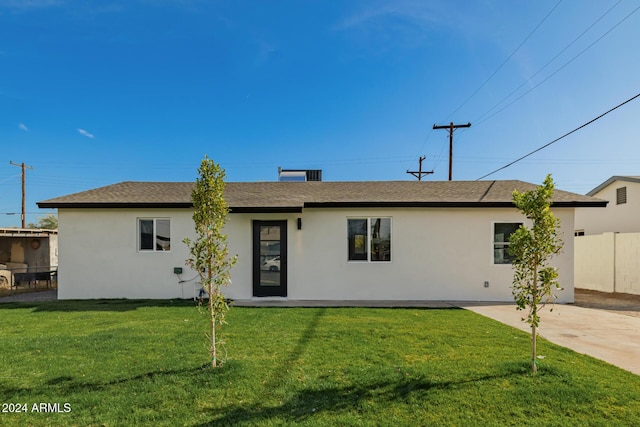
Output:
(1, 0), (639, 227)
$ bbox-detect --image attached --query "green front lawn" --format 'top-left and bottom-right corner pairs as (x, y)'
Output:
(0, 300), (638, 426)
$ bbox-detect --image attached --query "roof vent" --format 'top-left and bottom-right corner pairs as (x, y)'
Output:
(278, 168), (322, 182)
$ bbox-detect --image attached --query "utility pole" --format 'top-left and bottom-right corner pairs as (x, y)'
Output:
(9, 161), (33, 228)
(432, 122), (471, 181)
(406, 155), (433, 181)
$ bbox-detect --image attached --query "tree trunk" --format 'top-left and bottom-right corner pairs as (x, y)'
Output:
(532, 259), (538, 375)
(531, 323), (537, 375)
(210, 289), (217, 368)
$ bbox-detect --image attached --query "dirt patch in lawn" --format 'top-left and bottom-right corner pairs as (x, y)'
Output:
(574, 288), (640, 318)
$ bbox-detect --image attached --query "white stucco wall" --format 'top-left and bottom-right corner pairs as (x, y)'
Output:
(575, 181), (640, 235)
(575, 232), (640, 295)
(615, 233), (640, 295)
(58, 208), (197, 299)
(58, 206), (575, 302)
(574, 233), (615, 292)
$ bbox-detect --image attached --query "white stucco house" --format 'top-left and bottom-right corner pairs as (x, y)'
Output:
(574, 176), (640, 236)
(37, 180), (604, 303)
(573, 176), (640, 295)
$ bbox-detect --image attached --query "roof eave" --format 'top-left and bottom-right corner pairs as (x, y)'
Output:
(36, 202), (194, 209)
(38, 201), (606, 210)
(229, 207), (303, 213)
(37, 202), (304, 213)
(303, 201), (607, 208)
(587, 176), (640, 196)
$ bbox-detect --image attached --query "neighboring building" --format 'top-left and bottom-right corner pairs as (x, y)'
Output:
(37, 180), (604, 302)
(0, 228), (58, 288)
(574, 176), (640, 295)
(574, 176), (640, 236)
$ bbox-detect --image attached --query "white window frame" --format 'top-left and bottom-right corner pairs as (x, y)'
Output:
(347, 217), (392, 263)
(492, 221), (522, 265)
(138, 218), (171, 252)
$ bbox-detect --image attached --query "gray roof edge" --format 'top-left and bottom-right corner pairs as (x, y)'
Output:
(38, 200), (606, 210)
(587, 176), (640, 196)
(36, 202), (193, 209)
(304, 201), (607, 209)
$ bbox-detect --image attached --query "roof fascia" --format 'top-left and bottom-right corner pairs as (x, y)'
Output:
(303, 201), (607, 208)
(37, 202), (303, 213)
(38, 200), (606, 210)
(229, 207), (303, 213)
(36, 202), (193, 209)
(587, 176), (640, 196)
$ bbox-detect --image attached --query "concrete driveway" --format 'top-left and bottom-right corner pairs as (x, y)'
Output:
(459, 302), (640, 376)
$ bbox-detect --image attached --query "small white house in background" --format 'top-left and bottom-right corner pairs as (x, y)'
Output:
(574, 176), (640, 236)
(38, 180), (604, 303)
(574, 176), (640, 295)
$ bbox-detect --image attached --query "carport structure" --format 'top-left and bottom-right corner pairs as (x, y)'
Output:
(0, 228), (58, 290)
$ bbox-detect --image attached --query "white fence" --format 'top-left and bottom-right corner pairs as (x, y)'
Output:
(575, 232), (640, 295)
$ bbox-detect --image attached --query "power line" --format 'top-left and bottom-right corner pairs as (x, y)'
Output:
(406, 155), (433, 180)
(471, 0), (622, 126)
(474, 2), (640, 127)
(475, 91), (640, 180)
(451, 1), (633, 144)
(446, 0), (563, 120)
(424, 1), (562, 173)
(9, 161), (33, 228)
(433, 122), (471, 181)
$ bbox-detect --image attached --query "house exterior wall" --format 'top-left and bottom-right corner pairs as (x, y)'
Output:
(575, 232), (640, 295)
(57, 208), (196, 299)
(575, 181), (640, 235)
(57, 206), (575, 302)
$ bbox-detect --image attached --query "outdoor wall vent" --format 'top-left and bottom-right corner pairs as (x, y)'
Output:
(484, 281), (490, 288)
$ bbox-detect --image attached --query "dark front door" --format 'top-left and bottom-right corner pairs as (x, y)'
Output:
(253, 221), (287, 297)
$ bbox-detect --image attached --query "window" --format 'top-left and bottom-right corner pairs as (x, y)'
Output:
(139, 219), (171, 251)
(616, 186), (627, 205)
(348, 218), (391, 262)
(493, 222), (521, 264)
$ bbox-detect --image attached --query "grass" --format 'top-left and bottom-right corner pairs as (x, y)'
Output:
(0, 300), (639, 426)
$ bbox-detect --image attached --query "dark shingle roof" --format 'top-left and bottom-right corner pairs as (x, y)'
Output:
(37, 180), (606, 211)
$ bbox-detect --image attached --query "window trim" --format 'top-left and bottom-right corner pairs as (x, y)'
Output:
(492, 221), (522, 265)
(138, 218), (171, 252)
(347, 217), (392, 263)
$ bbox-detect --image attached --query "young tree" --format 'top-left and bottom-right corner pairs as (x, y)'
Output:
(27, 214), (58, 229)
(183, 156), (237, 368)
(509, 174), (563, 375)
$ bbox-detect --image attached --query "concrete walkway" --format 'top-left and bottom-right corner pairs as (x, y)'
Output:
(459, 302), (640, 376)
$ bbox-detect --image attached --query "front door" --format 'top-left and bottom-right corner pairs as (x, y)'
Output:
(253, 221), (287, 297)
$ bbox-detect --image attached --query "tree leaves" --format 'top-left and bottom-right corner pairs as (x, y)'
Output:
(509, 174), (563, 374)
(183, 156), (238, 368)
